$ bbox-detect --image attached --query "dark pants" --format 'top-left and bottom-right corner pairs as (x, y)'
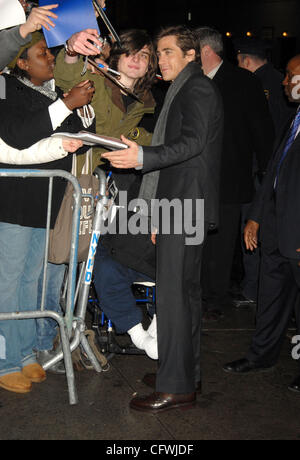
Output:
(202, 203), (241, 306)
(246, 199), (300, 366)
(93, 243), (154, 334)
(155, 233), (203, 394)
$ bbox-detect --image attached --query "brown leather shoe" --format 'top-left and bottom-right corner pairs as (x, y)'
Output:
(130, 391), (196, 413)
(0, 372), (32, 394)
(142, 373), (202, 394)
(22, 363), (46, 383)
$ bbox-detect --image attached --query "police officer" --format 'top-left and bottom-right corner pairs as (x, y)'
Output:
(236, 38), (295, 133)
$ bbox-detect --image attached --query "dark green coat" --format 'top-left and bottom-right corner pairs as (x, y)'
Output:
(54, 50), (155, 173)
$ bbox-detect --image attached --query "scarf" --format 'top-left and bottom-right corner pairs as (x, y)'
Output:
(138, 62), (202, 208)
(17, 76), (57, 101)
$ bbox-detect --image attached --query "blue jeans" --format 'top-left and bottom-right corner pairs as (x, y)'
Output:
(93, 243), (154, 334)
(0, 223), (46, 376)
(36, 262), (66, 351)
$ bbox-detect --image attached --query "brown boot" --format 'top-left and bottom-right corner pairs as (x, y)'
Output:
(0, 372), (32, 394)
(22, 363), (46, 383)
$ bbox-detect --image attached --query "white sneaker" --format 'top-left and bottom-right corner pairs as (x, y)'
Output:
(147, 314), (157, 339)
(128, 323), (158, 360)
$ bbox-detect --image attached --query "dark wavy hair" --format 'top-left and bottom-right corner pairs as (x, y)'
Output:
(109, 29), (157, 98)
(155, 25), (200, 63)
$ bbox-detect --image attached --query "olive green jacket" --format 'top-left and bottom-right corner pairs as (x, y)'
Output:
(54, 50), (155, 173)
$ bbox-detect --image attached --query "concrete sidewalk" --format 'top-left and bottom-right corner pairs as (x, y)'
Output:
(1, 304), (300, 441)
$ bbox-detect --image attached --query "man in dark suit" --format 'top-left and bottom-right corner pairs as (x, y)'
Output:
(195, 27), (275, 319)
(235, 38), (295, 307)
(102, 25), (224, 413)
(223, 55), (300, 392)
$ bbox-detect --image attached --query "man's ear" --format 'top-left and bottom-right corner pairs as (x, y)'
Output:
(186, 48), (196, 62)
(243, 57), (251, 69)
(201, 45), (211, 57)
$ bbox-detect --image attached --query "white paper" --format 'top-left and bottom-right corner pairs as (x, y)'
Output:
(0, 0), (26, 31)
(52, 131), (129, 150)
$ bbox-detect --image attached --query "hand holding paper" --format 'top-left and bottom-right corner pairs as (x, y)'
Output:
(67, 29), (103, 56)
(39, 0), (100, 48)
(102, 136), (141, 169)
(62, 138), (83, 153)
(19, 4), (58, 38)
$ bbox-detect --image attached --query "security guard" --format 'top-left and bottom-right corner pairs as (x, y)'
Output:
(233, 38), (296, 308)
(236, 38), (295, 133)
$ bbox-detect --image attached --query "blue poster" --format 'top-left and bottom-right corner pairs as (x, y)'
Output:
(39, 0), (100, 48)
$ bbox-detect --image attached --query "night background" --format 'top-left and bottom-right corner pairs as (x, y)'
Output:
(102, 0), (300, 71)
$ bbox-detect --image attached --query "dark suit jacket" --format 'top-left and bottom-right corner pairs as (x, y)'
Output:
(249, 109), (300, 259)
(254, 63), (295, 134)
(143, 63), (224, 229)
(212, 61), (275, 204)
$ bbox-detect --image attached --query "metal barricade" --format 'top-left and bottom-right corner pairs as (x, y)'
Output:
(41, 168), (109, 377)
(0, 169), (104, 405)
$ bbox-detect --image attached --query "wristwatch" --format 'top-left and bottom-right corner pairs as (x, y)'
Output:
(64, 41), (78, 57)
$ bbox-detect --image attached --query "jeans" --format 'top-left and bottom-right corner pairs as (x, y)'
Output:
(0, 223), (46, 376)
(93, 243), (154, 334)
(36, 262), (66, 351)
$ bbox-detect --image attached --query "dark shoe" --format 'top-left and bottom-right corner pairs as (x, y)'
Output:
(37, 350), (66, 375)
(232, 294), (256, 308)
(223, 358), (273, 374)
(130, 391), (196, 414)
(142, 372), (202, 394)
(288, 375), (300, 393)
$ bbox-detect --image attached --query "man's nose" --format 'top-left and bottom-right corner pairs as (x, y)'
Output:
(158, 55), (165, 66)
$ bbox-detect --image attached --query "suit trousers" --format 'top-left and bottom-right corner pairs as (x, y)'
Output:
(246, 198), (300, 366)
(155, 232), (203, 394)
(202, 203), (241, 306)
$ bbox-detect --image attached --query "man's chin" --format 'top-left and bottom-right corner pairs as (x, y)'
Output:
(161, 73), (171, 82)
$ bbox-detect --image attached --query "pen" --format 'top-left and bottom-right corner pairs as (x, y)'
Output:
(98, 63), (121, 77)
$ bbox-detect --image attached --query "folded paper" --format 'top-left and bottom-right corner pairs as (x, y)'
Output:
(39, 0), (99, 48)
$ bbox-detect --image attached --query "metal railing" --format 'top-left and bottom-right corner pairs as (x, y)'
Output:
(0, 169), (106, 405)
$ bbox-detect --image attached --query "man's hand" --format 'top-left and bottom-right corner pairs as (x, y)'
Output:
(151, 228), (158, 246)
(63, 80), (95, 110)
(19, 4), (58, 38)
(67, 29), (103, 56)
(244, 219), (260, 251)
(102, 136), (141, 169)
(62, 139), (83, 153)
